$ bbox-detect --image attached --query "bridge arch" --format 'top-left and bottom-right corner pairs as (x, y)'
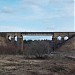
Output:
(64, 36), (69, 40)
(57, 36), (62, 40)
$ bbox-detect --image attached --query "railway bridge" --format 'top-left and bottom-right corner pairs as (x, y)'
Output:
(0, 32), (75, 51)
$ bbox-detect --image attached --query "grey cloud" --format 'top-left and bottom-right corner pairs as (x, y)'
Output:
(0, 6), (13, 13)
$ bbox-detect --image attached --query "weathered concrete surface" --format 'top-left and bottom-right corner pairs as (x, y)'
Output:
(0, 36), (7, 46)
(57, 35), (75, 51)
(0, 32), (75, 51)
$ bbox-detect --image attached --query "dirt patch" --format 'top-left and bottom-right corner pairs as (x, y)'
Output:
(0, 54), (75, 75)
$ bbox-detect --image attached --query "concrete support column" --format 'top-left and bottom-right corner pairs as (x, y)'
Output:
(11, 36), (15, 43)
(52, 38), (57, 42)
(17, 35), (23, 52)
(52, 37), (57, 51)
(61, 38), (64, 42)
(52, 34), (57, 42)
(68, 32), (69, 38)
(62, 38), (64, 40)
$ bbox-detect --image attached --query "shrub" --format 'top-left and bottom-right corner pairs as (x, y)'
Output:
(23, 41), (52, 58)
(0, 45), (18, 54)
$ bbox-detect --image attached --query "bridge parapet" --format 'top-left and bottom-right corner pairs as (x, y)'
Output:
(53, 32), (69, 38)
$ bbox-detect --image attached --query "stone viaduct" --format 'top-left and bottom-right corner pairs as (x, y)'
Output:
(0, 32), (75, 52)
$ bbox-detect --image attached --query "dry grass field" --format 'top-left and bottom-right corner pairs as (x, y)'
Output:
(0, 51), (75, 75)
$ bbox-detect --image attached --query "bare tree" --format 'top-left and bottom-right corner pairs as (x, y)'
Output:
(23, 40), (52, 58)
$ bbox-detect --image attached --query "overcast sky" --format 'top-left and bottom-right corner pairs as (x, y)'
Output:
(0, 0), (74, 32)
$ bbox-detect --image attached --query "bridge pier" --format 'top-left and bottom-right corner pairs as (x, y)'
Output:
(11, 36), (15, 43)
(52, 37), (57, 51)
(17, 35), (23, 52)
(61, 38), (64, 41)
(52, 38), (57, 41)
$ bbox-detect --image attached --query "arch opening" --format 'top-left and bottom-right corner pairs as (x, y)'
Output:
(57, 36), (62, 40)
(23, 36), (52, 41)
(14, 36), (17, 41)
(64, 36), (69, 40)
(8, 35), (11, 40)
